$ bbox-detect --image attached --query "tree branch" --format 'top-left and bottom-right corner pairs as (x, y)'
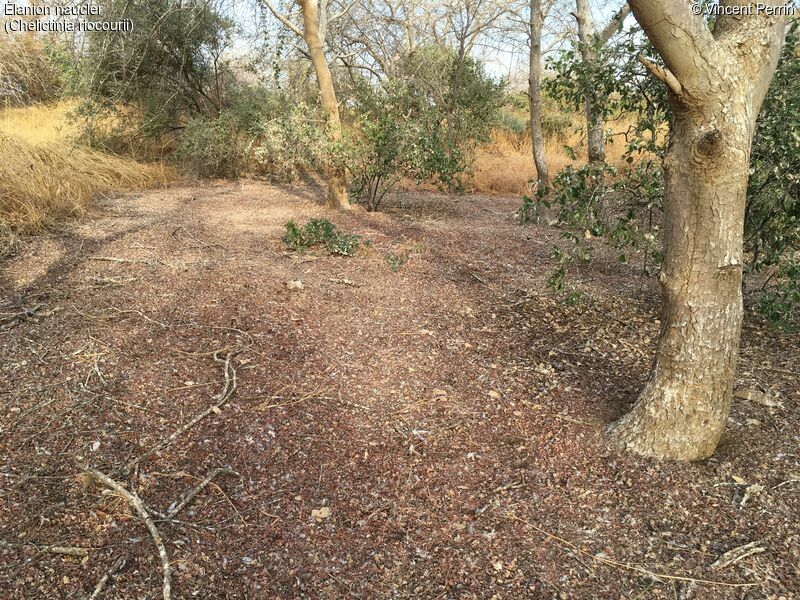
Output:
(599, 4), (631, 44)
(626, 0), (716, 91)
(262, 0), (304, 38)
(86, 470), (172, 600)
(638, 53), (683, 96)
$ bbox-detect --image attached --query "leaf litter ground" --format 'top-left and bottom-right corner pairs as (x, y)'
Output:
(0, 182), (798, 598)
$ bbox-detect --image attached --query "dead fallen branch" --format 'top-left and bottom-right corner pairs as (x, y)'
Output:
(85, 469), (171, 600)
(43, 545), (88, 558)
(89, 256), (150, 265)
(508, 513), (763, 589)
(87, 557), (126, 600)
(126, 351), (237, 472)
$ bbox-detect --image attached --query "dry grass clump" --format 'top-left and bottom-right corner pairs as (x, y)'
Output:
(0, 134), (172, 234)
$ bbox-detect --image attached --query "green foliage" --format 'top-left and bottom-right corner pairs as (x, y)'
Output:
(174, 111), (247, 178)
(76, 0), (234, 139)
(283, 219), (363, 256)
(541, 112), (573, 141)
(341, 47), (504, 209)
(393, 46), (505, 192)
(249, 102), (328, 181)
(541, 19), (799, 328)
(745, 22), (800, 327)
(343, 79), (433, 211)
(385, 252), (408, 272)
(497, 107), (527, 136)
(759, 264), (800, 331)
(516, 184), (549, 225)
(544, 27), (670, 153)
(173, 87), (327, 179)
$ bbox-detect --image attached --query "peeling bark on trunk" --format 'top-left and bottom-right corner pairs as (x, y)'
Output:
(298, 0), (349, 210)
(610, 106), (751, 460)
(529, 0), (550, 191)
(609, 0), (786, 460)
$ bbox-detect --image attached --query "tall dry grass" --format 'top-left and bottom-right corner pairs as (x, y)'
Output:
(469, 115), (638, 196)
(0, 101), (80, 145)
(0, 104), (173, 235)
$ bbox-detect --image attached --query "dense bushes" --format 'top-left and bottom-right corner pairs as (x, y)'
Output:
(343, 48), (504, 208)
(75, 0), (234, 142)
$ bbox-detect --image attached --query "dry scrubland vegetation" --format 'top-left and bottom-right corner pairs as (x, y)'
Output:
(0, 103), (171, 237)
(469, 119), (634, 195)
(1, 2), (799, 597)
(0, 101), (630, 236)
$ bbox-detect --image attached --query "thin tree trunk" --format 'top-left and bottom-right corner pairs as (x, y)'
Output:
(298, 0), (349, 209)
(574, 0), (605, 164)
(609, 0), (786, 460)
(529, 0), (550, 191)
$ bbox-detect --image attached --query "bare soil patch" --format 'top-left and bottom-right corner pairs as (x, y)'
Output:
(1, 181), (798, 599)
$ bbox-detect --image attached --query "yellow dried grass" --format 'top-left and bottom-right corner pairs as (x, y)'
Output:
(0, 104), (174, 234)
(469, 116), (639, 196)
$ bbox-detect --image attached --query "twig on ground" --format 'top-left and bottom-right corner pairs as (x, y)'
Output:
(72, 306), (167, 329)
(0, 540), (88, 557)
(85, 469), (171, 600)
(89, 256), (150, 264)
(45, 545), (89, 558)
(255, 385), (333, 411)
(508, 513), (763, 589)
(0, 304), (43, 326)
(126, 351), (237, 472)
(87, 557), (126, 600)
(165, 467), (240, 519)
(108, 307), (168, 328)
(711, 542), (766, 570)
(89, 256), (176, 269)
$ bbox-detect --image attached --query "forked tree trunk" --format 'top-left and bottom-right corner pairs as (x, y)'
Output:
(529, 0), (551, 191)
(609, 0), (786, 460)
(298, 0), (349, 209)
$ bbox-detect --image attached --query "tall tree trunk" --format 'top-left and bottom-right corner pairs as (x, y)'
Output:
(574, 0), (605, 164)
(609, 0), (786, 460)
(528, 0), (550, 191)
(298, 0), (349, 210)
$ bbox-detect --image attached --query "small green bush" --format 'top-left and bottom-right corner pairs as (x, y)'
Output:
(283, 218), (363, 256)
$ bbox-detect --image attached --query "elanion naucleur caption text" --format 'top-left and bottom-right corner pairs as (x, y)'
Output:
(3, 2), (132, 34)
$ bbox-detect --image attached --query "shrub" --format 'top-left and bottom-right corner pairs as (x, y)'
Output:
(283, 219), (363, 256)
(0, 36), (66, 105)
(75, 0), (235, 141)
(173, 90), (326, 179)
(344, 79), (432, 211)
(174, 112), (248, 178)
(250, 104), (327, 181)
